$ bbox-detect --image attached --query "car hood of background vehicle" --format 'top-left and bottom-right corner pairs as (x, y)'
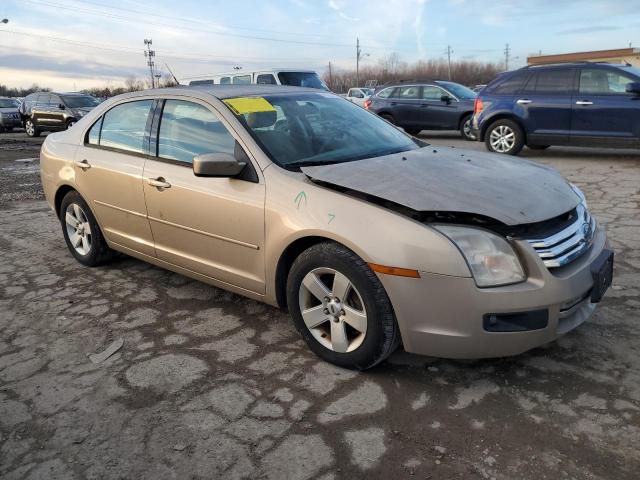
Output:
(301, 147), (580, 226)
(0, 107), (19, 113)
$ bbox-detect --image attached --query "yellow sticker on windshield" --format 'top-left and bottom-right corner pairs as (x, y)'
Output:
(223, 97), (276, 115)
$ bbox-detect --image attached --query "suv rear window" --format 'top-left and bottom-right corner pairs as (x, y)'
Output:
(523, 69), (575, 94)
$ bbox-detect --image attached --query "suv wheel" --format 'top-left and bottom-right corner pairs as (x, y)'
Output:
(485, 119), (524, 155)
(24, 118), (40, 137)
(60, 191), (114, 267)
(460, 114), (476, 141)
(66, 119), (76, 129)
(286, 242), (399, 370)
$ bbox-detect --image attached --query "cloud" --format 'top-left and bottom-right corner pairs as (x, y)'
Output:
(558, 25), (620, 35)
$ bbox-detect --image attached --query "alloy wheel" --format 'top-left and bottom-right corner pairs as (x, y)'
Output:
(25, 120), (34, 136)
(298, 267), (367, 353)
(65, 203), (92, 255)
(463, 118), (476, 140)
(489, 125), (515, 152)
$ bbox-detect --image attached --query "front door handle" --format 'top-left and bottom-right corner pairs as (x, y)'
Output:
(147, 177), (171, 189)
(516, 99), (532, 105)
(74, 159), (91, 170)
(576, 100), (594, 106)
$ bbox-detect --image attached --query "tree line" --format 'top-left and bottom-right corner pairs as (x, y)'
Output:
(324, 54), (504, 92)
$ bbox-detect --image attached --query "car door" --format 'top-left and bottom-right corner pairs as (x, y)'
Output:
(142, 98), (266, 294)
(418, 85), (459, 129)
(390, 86), (422, 126)
(571, 67), (640, 147)
(73, 99), (156, 257)
(515, 68), (576, 145)
(32, 94), (53, 126)
(48, 94), (66, 127)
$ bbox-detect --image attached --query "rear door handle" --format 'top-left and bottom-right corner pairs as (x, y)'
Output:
(147, 177), (171, 189)
(516, 99), (532, 105)
(576, 100), (593, 106)
(74, 159), (91, 170)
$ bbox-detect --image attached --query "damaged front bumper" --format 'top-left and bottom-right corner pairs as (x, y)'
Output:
(376, 224), (609, 359)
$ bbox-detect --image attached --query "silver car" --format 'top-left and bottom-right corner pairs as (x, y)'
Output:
(0, 97), (22, 132)
(40, 85), (613, 370)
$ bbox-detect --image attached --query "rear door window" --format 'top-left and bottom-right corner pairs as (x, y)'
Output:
(157, 100), (236, 164)
(376, 87), (396, 99)
(99, 100), (153, 154)
(579, 68), (636, 95)
(233, 75), (252, 85)
(421, 86), (444, 100)
(488, 72), (528, 95)
(523, 69), (575, 94)
(398, 86), (420, 99)
(219, 77), (231, 85)
(256, 74), (277, 85)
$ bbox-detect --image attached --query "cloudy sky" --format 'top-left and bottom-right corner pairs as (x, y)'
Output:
(1, 0), (639, 90)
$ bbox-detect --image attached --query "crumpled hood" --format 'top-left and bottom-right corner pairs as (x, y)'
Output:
(301, 146), (580, 226)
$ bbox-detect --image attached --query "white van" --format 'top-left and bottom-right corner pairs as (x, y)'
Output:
(184, 69), (329, 90)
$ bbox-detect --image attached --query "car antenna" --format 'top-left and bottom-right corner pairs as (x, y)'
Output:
(164, 62), (181, 86)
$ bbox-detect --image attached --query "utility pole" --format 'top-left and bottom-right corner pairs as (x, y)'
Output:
(355, 38), (369, 87)
(444, 45), (453, 80)
(328, 61), (333, 91)
(144, 39), (155, 88)
(504, 43), (511, 72)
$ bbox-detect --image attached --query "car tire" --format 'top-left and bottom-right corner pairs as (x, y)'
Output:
(404, 128), (421, 136)
(528, 144), (550, 150)
(59, 191), (114, 267)
(485, 119), (524, 155)
(66, 119), (76, 130)
(286, 242), (400, 370)
(24, 118), (40, 137)
(380, 113), (395, 124)
(460, 114), (476, 141)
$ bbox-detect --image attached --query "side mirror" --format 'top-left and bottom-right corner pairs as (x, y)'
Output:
(193, 153), (246, 177)
(58, 104), (66, 110)
(440, 94), (452, 104)
(626, 82), (640, 95)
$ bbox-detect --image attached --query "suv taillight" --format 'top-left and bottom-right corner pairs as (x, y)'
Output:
(474, 97), (484, 114)
(364, 99), (372, 110)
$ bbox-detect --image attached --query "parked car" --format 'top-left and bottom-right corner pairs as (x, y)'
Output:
(19, 92), (101, 137)
(472, 62), (640, 155)
(367, 80), (477, 139)
(41, 85), (612, 369)
(0, 97), (22, 132)
(472, 84), (487, 93)
(184, 69), (329, 90)
(345, 87), (374, 107)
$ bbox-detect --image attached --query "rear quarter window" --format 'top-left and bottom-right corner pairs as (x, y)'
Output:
(486, 72), (528, 95)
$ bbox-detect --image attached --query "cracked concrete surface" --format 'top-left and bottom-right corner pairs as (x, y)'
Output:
(0, 131), (639, 479)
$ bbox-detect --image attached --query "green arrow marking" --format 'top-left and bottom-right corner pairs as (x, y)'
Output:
(328, 213), (335, 224)
(294, 191), (307, 209)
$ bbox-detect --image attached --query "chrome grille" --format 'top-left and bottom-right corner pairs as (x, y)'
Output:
(526, 204), (595, 268)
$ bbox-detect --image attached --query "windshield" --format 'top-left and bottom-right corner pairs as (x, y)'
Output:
(438, 81), (477, 100)
(277, 72), (329, 91)
(62, 95), (100, 108)
(227, 93), (418, 169)
(0, 99), (19, 108)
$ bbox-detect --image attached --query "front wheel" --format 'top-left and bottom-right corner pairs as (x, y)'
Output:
(286, 242), (399, 370)
(60, 191), (114, 267)
(24, 118), (40, 137)
(485, 119), (524, 155)
(460, 114), (476, 141)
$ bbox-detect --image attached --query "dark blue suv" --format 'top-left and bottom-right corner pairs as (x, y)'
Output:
(368, 81), (477, 139)
(472, 63), (640, 155)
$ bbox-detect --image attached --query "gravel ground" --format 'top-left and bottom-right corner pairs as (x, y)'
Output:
(0, 130), (639, 479)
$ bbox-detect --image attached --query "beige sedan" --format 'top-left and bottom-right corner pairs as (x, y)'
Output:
(40, 86), (613, 369)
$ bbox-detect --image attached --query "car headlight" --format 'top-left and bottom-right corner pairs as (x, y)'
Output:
(73, 110), (85, 117)
(435, 225), (526, 287)
(569, 183), (587, 208)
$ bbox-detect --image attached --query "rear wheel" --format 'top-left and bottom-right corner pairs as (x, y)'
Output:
(24, 118), (40, 137)
(460, 114), (476, 141)
(60, 191), (114, 267)
(286, 242), (399, 370)
(485, 119), (524, 155)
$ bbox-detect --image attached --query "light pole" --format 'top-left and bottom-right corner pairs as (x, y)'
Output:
(356, 37), (369, 88)
(144, 39), (155, 88)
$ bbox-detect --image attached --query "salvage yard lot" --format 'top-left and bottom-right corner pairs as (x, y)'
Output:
(1, 131), (639, 479)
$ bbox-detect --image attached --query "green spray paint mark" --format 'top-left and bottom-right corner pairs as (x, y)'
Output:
(328, 213), (335, 224)
(294, 191), (307, 209)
